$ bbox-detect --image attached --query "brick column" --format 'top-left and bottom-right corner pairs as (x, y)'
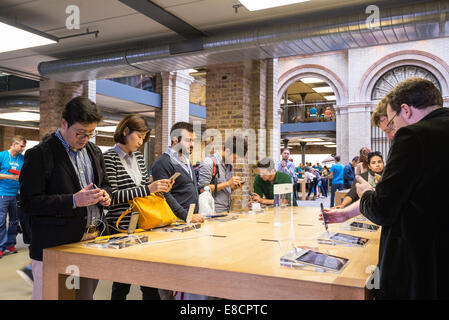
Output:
(266, 58), (281, 162)
(39, 80), (96, 140)
(206, 60), (279, 210)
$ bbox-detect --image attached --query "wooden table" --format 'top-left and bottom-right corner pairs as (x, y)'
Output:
(43, 207), (380, 300)
(296, 178), (306, 200)
(335, 189), (350, 206)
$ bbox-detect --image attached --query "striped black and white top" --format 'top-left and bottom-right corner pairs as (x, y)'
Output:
(103, 147), (151, 233)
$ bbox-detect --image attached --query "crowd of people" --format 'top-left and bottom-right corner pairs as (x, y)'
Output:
(0, 76), (447, 300)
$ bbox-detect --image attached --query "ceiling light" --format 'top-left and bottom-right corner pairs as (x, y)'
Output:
(299, 138), (324, 142)
(324, 144), (337, 148)
(188, 69), (198, 73)
(324, 95), (336, 101)
(0, 17), (58, 54)
(300, 77), (324, 84)
(239, 0), (310, 11)
(312, 142), (336, 145)
(102, 119), (120, 125)
(313, 86), (333, 93)
(0, 112), (40, 121)
(97, 126), (117, 133)
(281, 98), (294, 104)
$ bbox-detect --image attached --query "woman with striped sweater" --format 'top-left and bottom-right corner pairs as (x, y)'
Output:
(103, 114), (172, 300)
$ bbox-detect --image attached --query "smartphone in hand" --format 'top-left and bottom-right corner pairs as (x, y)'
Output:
(320, 203), (328, 232)
(170, 172), (181, 182)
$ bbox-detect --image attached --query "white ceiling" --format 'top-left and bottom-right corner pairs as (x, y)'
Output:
(0, 0), (404, 78)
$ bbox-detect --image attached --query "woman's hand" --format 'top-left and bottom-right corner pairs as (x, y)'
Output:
(148, 179), (172, 193)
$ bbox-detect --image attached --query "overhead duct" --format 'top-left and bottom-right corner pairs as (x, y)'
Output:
(0, 97), (40, 113)
(39, 0), (449, 82)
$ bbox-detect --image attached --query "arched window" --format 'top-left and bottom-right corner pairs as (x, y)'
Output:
(371, 65), (441, 101)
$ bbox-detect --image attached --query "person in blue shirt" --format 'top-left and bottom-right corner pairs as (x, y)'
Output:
(343, 156), (359, 189)
(329, 155), (345, 207)
(0, 136), (26, 258)
(308, 106), (317, 119)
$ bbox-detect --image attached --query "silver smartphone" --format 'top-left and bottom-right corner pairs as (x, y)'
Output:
(170, 172), (181, 182)
(186, 203), (195, 223)
(127, 212), (140, 234)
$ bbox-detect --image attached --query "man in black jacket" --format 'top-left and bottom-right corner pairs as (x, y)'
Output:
(323, 77), (449, 299)
(20, 97), (111, 300)
(151, 122), (204, 223)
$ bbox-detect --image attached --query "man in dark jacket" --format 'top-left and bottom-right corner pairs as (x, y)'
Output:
(323, 77), (449, 299)
(151, 122), (204, 223)
(20, 97), (112, 300)
(343, 156), (358, 189)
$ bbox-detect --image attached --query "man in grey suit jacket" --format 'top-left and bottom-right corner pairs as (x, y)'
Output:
(151, 122), (204, 223)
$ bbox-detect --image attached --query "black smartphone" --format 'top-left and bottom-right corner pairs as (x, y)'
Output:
(349, 221), (379, 231)
(320, 203), (328, 232)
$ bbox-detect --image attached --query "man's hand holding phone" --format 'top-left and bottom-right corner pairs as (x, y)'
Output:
(227, 176), (242, 189)
(96, 184), (111, 207)
(148, 179), (173, 194)
(74, 183), (104, 207)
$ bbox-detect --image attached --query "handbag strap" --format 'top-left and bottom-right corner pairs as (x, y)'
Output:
(116, 203), (145, 233)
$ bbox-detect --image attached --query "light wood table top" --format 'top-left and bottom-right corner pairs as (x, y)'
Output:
(43, 207), (380, 300)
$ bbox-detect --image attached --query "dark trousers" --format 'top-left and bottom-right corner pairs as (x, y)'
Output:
(307, 180), (317, 198)
(319, 178), (328, 197)
(111, 282), (161, 300)
(330, 184), (344, 207)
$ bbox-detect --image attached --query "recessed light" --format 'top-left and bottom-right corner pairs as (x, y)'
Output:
(97, 126), (117, 133)
(300, 77), (324, 84)
(313, 86), (333, 93)
(0, 17), (58, 53)
(0, 112), (40, 121)
(239, 0), (310, 11)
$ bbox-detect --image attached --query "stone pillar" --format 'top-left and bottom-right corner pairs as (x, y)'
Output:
(39, 80), (96, 140)
(346, 103), (372, 164)
(300, 142), (307, 165)
(160, 70), (194, 151)
(335, 104), (349, 164)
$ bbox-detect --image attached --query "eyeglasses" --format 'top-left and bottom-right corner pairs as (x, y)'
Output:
(75, 130), (97, 140)
(385, 111), (399, 133)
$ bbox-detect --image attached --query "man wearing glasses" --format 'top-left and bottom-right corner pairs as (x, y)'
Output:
(323, 77), (449, 299)
(371, 96), (396, 140)
(19, 96), (112, 300)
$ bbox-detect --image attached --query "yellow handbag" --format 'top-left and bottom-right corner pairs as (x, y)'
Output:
(116, 193), (178, 233)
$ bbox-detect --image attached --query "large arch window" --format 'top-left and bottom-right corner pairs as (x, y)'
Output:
(371, 65), (441, 101)
(370, 65), (441, 155)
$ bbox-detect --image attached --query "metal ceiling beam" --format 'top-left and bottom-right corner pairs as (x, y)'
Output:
(118, 0), (206, 39)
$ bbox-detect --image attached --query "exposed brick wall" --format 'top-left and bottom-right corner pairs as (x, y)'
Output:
(0, 126), (39, 151)
(39, 80), (95, 140)
(190, 75), (206, 106)
(95, 135), (114, 147)
(206, 60), (279, 210)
